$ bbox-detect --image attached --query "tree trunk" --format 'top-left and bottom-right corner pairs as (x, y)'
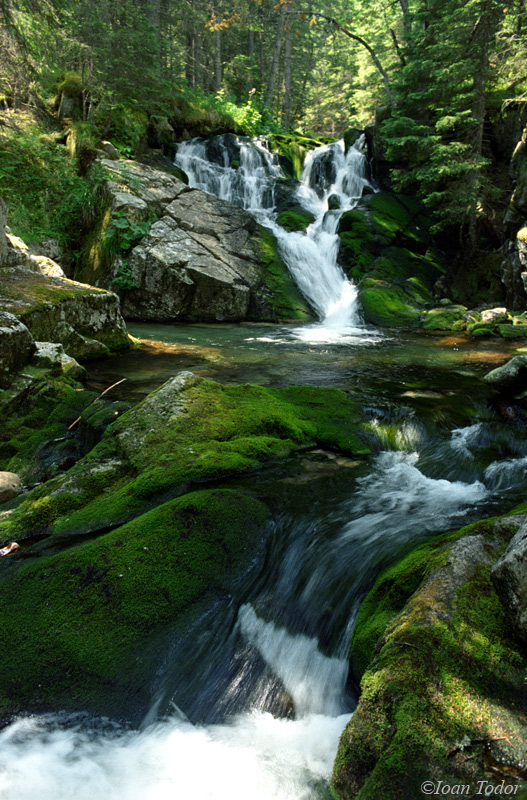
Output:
(467, 0), (502, 251)
(264, 3), (286, 108)
(282, 8), (293, 129)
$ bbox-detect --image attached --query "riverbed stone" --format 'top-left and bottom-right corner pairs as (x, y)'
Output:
(0, 471), (23, 504)
(491, 523), (527, 640)
(483, 354), (527, 395)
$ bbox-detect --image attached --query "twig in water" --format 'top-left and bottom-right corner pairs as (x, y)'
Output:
(67, 378), (127, 431)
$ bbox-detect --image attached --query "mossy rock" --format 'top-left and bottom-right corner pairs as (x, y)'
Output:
(343, 128), (363, 152)
(467, 320), (500, 338)
(0, 374), (370, 543)
(333, 514), (527, 800)
(276, 208), (316, 233)
(57, 71), (83, 99)
(250, 225), (313, 321)
(358, 281), (422, 327)
(366, 192), (435, 253)
(0, 376), (99, 483)
(498, 323), (527, 338)
(422, 305), (468, 331)
(0, 488), (269, 722)
(337, 193), (443, 328)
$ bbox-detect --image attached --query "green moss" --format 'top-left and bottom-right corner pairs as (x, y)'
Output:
(334, 515), (527, 800)
(251, 225), (313, 321)
(57, 71), (83, 99)
(0, 489), (269, 719)
(337, 194), (442, 328)
(276, 209), (316, 232)
(358, 282), (422, 327)
(0, 377), (98, 482)
(0, 377), (370, 541)
(422, 305), (467, 331)
(498, 323), (527, 338)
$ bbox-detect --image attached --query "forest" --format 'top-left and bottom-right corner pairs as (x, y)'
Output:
(1, 0), (526, 254)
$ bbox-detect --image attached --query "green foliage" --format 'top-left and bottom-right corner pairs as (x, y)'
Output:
(101, 208), (155, 290)
(0, 118), (96, 257)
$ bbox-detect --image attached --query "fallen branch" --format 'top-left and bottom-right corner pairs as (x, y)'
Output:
(67, 378), (127, 431)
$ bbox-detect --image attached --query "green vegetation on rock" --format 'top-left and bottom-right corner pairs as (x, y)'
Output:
(333, 514), (527, 800)
(0, 488), (269, 721)
(252, 225), (313, 321)
(275, 208), (315, 233)
(338, 193), (444, 328)
(0, 375), (370, 543)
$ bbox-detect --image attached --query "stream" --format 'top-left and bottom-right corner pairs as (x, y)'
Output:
(2, 136), (527, 800)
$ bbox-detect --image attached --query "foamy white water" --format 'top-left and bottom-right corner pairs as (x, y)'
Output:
(339, 451), (488, 548)
(0, 710), (350, 800)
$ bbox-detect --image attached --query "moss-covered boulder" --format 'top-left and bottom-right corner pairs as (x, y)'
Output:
(0, 372), (370, 544)
(338, 193), (444, 328)
(275, 208), (316, 233)
(0, 266), (130, 358)
(0, 374), (115, 484)
(332, 514), (527, 800)
(0, 488), (269, 722)
(422, 305), (468, 331)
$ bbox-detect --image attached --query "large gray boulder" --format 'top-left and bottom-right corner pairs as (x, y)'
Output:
(0, 312), (35, 388)
(491, 523), (527, 640)
(121, 190), (263, 321)
(76, 157), (310, 323)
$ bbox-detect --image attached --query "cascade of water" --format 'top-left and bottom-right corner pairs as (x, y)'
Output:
(175, 134), (375, 340)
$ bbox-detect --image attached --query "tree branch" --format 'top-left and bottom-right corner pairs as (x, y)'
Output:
(303, 11), (396, 106)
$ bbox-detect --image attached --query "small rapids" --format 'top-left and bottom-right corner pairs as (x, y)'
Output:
(0, 711), (349, 800)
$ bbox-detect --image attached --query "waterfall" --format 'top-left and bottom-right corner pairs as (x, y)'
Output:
(175, 135), (376, 341)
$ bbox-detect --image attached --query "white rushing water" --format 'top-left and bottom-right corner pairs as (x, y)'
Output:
(0, 710), (350, 800)
(175, 134), (377, 343)
(0, 607), (352, 800)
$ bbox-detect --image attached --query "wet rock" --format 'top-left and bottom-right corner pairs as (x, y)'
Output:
(491, 523), (527, 640)
(483, 354), (527, 395)
(0, 311), (34, 389)
(308, 148), (337, 196)
(0, 471), (23, 504)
